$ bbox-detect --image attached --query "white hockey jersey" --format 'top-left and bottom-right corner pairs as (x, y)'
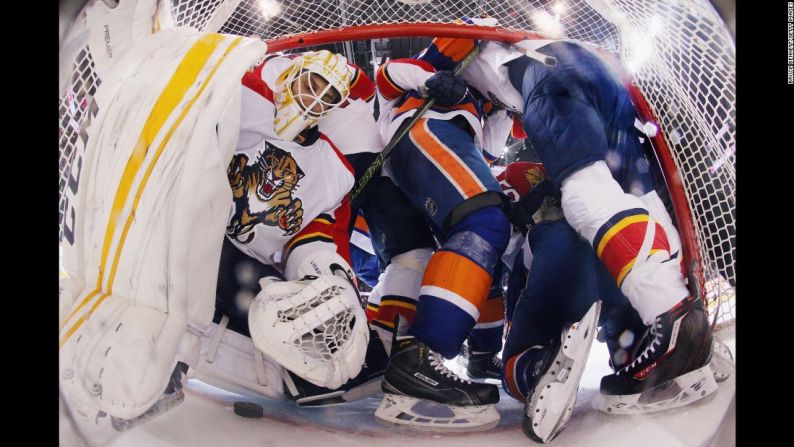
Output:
(462, 39), (598, 115)
(228, 54), (380, 276)
(375, 37), (528, 163)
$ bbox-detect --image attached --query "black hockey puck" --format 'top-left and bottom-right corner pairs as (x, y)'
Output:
(233, 401), (264, 418)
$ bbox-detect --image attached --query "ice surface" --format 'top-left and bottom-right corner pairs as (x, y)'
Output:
(61, 326), (735, 447)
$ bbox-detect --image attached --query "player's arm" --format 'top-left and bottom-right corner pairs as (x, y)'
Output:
(376, 56), (468, 107)
(345, 64), (376, 103)
(417, 36), (478, 70)
(282, 207), (355, 283)
(375, 58), (437, 100)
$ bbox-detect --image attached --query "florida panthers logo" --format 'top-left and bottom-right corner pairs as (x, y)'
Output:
(523, 164), (547, 189)
(227, 143), (305, 242)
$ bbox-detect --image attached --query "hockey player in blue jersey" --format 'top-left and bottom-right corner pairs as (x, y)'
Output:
(457, 34), (715, 417)
(494, 161), (650, 442)
(372, 36), (515, 430)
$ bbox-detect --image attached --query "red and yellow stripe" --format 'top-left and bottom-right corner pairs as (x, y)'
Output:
(284, 215), (335, 258)
(597, 215), (671, 286)
(372, 297), (418, 329)
(348, 65), (375, 102)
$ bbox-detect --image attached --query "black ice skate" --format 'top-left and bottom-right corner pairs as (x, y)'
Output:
(457, 344), (503, 382)
(375, 336), (500, 431)
(593, 295), (718, 414)
(522, 300), (601, 443)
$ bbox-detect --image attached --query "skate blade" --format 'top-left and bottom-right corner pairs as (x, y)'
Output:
(374, 393), (500, 432)
(111, 389), (185, 431)
(592, 365), (719, 415)
(296, 377), (383, 407)
(525, 300), (601, 443)
(710, 336), (734, 382)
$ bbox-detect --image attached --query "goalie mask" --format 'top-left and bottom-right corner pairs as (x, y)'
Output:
(274, 50), (351, 142)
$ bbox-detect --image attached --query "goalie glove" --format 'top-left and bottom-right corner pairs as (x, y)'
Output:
(424, 71), (469, 106)
(250, 250), (368, 389)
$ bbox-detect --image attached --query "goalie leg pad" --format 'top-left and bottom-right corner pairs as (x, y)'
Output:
(591, 364), (718, 415)
(110, 362), (188, 432)
(249, 275), (369, 390)
(60, 293), (186, 421)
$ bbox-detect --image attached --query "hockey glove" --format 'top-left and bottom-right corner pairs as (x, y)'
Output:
(424, 71), (469, 106)
(508, 180), (560, 228)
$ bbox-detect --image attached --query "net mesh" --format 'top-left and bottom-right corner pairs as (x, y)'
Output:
(59, 0), (735, 327)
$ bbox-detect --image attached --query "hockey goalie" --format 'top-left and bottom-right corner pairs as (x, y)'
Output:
(59, 0), (383, 429)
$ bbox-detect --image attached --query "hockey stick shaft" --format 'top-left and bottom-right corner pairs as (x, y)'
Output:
(350, 45), (481, 205)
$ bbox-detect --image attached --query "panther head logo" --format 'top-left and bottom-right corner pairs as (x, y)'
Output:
(256, 150), (302, 202)
(227, 142), (306, 242)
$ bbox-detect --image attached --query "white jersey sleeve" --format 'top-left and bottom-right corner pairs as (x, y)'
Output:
(481, 108), (515, 161)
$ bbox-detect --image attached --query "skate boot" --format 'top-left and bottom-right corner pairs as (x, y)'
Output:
(522, 300), (601, 443)
(593, 295), (718, 414)
(467, 350), (503, 381)
(457, 344), (503, 381)
(375, 336), (500, 432)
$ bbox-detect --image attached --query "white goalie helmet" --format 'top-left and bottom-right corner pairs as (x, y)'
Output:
(248, 273), (368, 389)
(273, 50), (352, 142)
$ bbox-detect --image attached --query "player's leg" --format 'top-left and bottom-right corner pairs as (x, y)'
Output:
(375, 118), (510, 430)
(501, 220), (601, 443)
(513, 42), (715, 413)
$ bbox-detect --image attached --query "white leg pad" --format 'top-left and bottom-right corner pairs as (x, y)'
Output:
(560, 161), (645, 244)
(368, 248), (432, 355)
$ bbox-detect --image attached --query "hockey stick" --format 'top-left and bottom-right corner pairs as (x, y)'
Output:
(350, 44), (481, 206)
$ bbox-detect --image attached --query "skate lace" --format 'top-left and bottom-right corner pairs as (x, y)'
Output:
(492, 355), (503, 369)
(620, 318), (663, 375)
(429, 350), (471, 383)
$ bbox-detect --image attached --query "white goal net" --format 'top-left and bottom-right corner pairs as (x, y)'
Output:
(59, 0), (735, 327)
